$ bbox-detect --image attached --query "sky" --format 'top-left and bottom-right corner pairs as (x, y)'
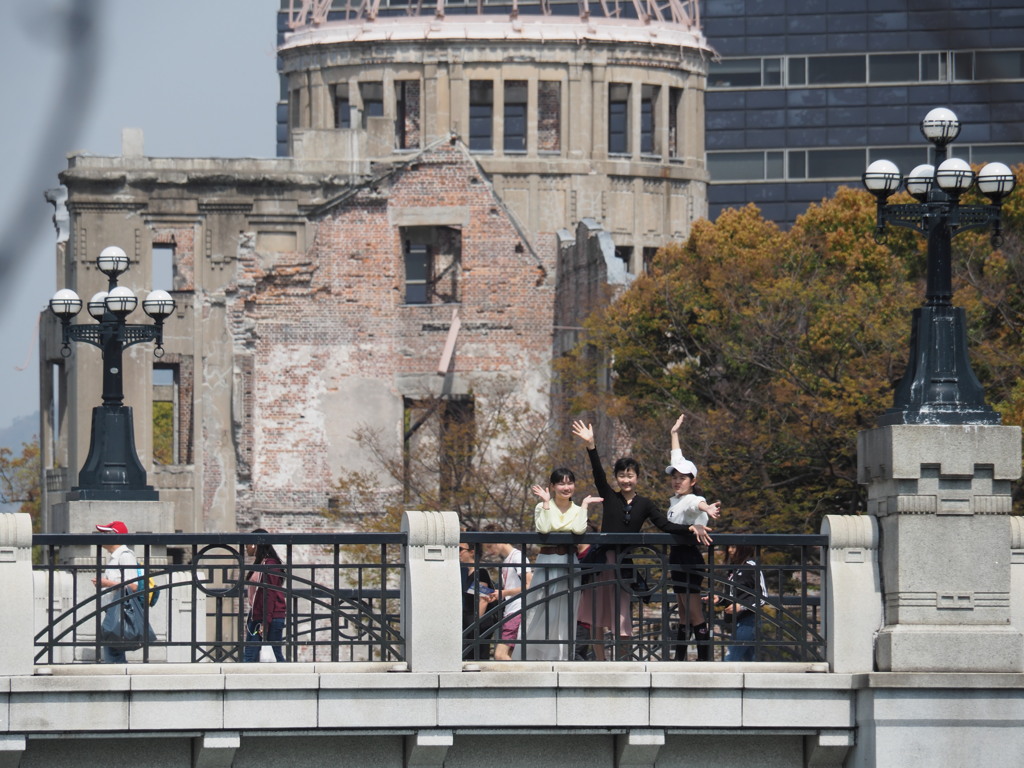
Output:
(0, 0), (280, 439)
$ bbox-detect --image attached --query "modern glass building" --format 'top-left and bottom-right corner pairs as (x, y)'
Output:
(702, 0), (1024, 225)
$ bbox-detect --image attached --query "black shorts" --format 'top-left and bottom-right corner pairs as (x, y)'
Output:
(670, 545), (706, 594)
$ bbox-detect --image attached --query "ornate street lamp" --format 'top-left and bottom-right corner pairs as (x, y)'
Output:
(862, 107), (1017, 425)
(49, 246), (176, 500)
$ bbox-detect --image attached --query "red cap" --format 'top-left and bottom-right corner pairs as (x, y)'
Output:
(95, 521), (128, 535)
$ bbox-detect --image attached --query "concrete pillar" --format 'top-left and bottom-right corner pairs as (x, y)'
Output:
(821, 514), (881, 673)
(0, 513), (35, 676)
(858, 424), (1024, 672)
(401, 510), (462, 672)
(0, 735), (26, 768)
(615, 729), (664, 768)
(192, 732), (239, 768)
(804, 730), (855, 767)
(404, 730), (453, 767)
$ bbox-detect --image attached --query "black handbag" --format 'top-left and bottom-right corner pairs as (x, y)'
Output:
(100, 590), (154, 651)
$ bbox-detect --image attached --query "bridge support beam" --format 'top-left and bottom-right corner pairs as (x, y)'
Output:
(404, 729), (453, 767)
(192, 731), (240, 768)
(615, 728), (665, 768)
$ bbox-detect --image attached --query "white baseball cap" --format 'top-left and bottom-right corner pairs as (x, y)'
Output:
(665, 456), (698, 478)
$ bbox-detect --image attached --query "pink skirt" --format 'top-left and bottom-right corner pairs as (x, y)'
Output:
(578, 550), (632, 637)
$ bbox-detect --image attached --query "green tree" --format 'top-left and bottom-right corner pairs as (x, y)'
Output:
(0, 438), (42, 529)
(560, 169), (1024, 533)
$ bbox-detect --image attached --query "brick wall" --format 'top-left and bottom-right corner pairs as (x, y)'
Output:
(227, 142), (555, 526)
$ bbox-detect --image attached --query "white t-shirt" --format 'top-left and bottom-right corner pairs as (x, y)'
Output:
(499, 548), (529, 618)
(667, 493), (708, 527)
(102, 544), (139, 606)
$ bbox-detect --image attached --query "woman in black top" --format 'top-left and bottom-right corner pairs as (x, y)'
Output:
(572, 420), (700, 660)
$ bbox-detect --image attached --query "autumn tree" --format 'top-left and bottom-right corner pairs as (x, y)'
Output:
(559, 169), (1024, 533)
(0, 438), (42, 529)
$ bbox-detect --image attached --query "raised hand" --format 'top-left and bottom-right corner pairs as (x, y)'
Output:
(671, 413), (685, 433)
(531, 484), (551, 503)
(580, 495), (604, 509)
(571, 420), (595, 447)
(705, 501), (722, 519)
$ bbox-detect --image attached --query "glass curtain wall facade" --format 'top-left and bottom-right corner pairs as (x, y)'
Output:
(703, 0), (1024, 226)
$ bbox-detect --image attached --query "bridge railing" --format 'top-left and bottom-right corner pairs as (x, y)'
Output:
(31, 532), (405, 664)
(29, 527), (825, 666)
(460, 532), (826, 663)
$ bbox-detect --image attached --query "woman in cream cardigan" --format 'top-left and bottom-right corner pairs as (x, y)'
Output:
(522, 468), (602, 661)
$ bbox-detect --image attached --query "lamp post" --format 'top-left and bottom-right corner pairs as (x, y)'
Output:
(862, 107), (1017, 426)
(49, 246), (176, 500)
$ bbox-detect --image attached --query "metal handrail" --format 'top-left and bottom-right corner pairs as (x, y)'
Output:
(461, 532), (826, 662)
(32, 533), (406, 664)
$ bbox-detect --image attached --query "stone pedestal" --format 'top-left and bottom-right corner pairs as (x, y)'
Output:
(858, 424), (1023, 672)
(401, 510), (462, 673)
(0, 513), (34, 676)
(49, 498), (175, 565)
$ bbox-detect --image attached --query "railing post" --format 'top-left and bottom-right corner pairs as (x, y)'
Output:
(401, 510), (462, 672)
(0, 513), (35, 675)
(821, 514), (881, 673)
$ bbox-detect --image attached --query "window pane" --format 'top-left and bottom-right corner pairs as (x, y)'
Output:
(504, 81), (527, 152)
(640, 86), (656, 154)
(766, 151), (784, 179)
(707, 151), (765, 181)
(971, 144), (1024, 166)
(152, 244), (174, 292)
(869, 53), (919, 83)
(808, 55), (865, 85)
(334, 84), (350, 129)
(868, 146), (928, 174)
(469, 80), (493, 151)
(788, 58), (807, 86)
(709, 58), (763, 88)
(361, 83), (384, 118)
(921, 52), (944, 81)
(807, 148), (866, 178)
(975, 51), (1024, 80)
(953, 52), (974, 81)
(788, 151), (806, 179)
(764, 58), (782, 86)
(608, 83), (629, 155)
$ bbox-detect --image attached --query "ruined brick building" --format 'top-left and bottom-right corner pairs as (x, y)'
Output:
(39, 1), (712, 534)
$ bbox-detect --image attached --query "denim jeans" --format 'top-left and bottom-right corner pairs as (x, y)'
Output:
(725, 613), (757, 662)
(244, 618), (285, 662)
(101, 645), (127, 664)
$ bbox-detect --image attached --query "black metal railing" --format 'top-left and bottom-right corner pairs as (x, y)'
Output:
(32, 533), (405, 664)
(31, 531), (824, 665)
(460, 532), (826, 663)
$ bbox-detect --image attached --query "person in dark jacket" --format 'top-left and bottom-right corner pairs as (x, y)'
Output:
(717, 545), (766, 662)
(244, 528), (286, 662)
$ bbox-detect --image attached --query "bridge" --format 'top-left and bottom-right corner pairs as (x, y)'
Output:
(4, 446), (1024, 768)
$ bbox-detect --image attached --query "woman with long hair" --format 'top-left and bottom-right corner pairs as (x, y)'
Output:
(523, 468), (601, 660)
(244, 528), (286, 662)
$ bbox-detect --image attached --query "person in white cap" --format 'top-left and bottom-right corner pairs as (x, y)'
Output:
(666, 414), (721, 660)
